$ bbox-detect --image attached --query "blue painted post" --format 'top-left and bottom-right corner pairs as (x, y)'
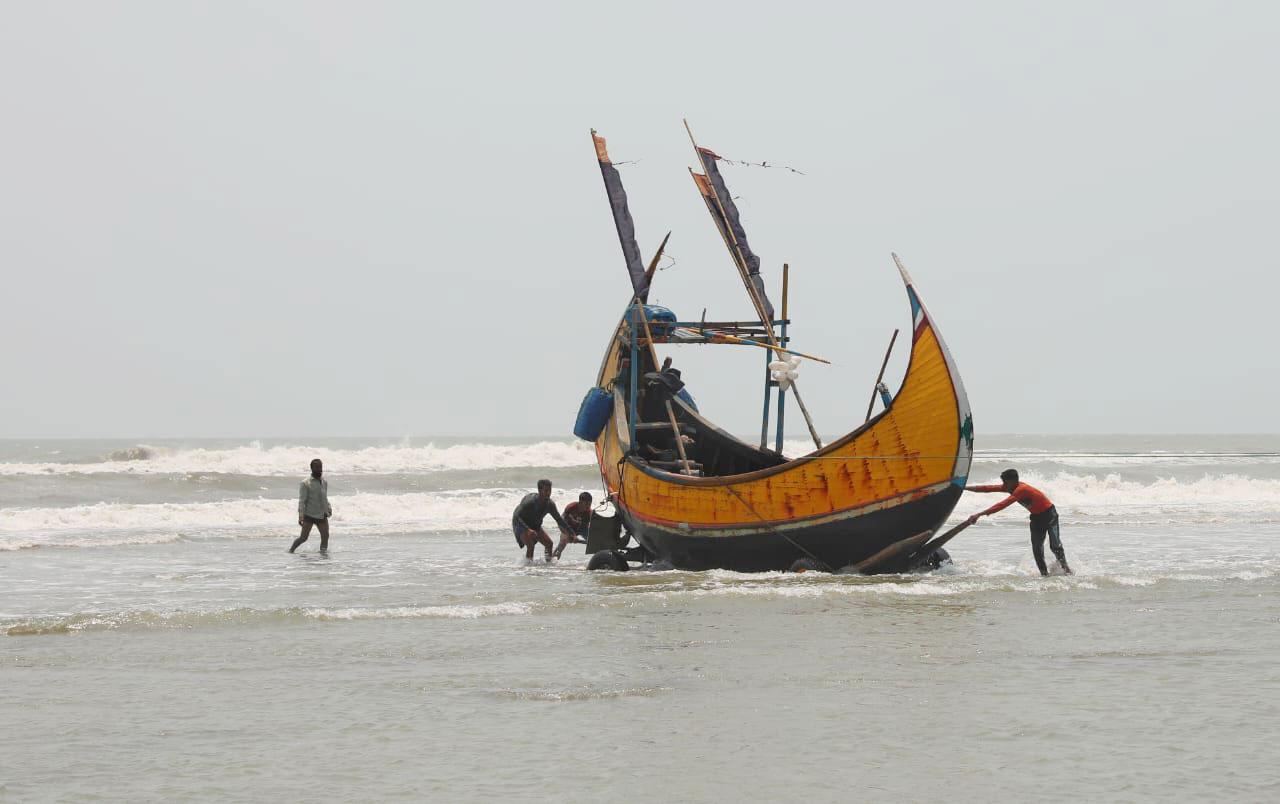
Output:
(775, 318), (788, 453)
(775, 263), (790, 454)
(759, 349), (773, 449)
(628, 305), (639, 453)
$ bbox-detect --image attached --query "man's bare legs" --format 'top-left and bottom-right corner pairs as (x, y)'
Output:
(523, 527), (554, 562)
(289, 518), (313, 553)
(290, 516), (330, 553)
(553, 531), (585, 560)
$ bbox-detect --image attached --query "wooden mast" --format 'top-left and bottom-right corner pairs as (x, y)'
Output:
(682, 120), (823, 449)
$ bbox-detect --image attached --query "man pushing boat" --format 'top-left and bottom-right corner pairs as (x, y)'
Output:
(512, 479), (575, 563)
(965, 469), (1073, 576)
(554, 491), (593, 560)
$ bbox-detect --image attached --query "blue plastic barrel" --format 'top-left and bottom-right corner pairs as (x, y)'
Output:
(573, 387), (614, 442)
(641, 305), (677, 335)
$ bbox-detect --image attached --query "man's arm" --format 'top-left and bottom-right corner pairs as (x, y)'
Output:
(966, 492), (1019, 524)
(965, 484), (1005, 493)
(981, 494), (1019, 517)
(547, 502), (570, 532)
(563, 506), (582, 529)
(298, 481), (308, 523)
(513, 495), (533, 524)
(324, 480), (332, 517)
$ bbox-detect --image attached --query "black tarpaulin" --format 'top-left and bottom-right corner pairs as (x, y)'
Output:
(695, 147), (774, 320)
(593, 132), (647, 297)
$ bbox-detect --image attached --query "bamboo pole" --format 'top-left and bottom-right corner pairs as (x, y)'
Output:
(683, 121), (774, 336)
(864, 329), (899, 422)
(705, 333), (830, 364)
(781, 263), (790, 321)
(640, 231), (671, 303)
(664, 400), (693, 475)
(682, 121), (823, 449)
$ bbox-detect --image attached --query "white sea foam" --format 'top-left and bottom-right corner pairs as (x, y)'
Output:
(3, 438), (1276, 478)
(1003, 471), (1280, 516)
(0, 440), (597, 477)
(4, 470), (1280, 550)
(0, 487), (564, 549)
(304, 602), (534, 620)
(4, 602), (538, 634)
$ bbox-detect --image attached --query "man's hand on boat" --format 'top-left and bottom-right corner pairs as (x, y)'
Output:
(965, 513), (981, 526)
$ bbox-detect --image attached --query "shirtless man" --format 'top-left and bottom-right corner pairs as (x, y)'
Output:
(511, 479), (573, 563)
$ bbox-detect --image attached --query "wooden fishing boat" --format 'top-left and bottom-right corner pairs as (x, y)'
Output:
(581, 127), (974, 573)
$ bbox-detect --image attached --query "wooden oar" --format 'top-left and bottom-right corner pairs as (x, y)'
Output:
(841, 530), (933, 575)
(907, 519), (974, 566)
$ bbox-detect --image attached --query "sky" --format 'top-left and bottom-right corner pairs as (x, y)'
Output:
(1, 1), (1277, 439)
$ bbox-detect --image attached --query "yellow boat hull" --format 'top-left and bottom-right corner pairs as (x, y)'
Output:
(593, 263), (973, 572)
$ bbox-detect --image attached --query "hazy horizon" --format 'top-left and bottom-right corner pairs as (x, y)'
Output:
(3, 2), (1277, 439)
(3, 432), (1278, 442)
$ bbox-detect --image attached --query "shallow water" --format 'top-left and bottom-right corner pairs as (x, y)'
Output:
(3, 436), (1279, 800)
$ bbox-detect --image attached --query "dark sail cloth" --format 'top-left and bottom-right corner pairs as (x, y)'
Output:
(693, 147), (775, 321)
(592, 132), (648, 297)
(511, 493), (569, 546)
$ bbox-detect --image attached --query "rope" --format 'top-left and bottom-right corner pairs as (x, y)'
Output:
(718, 156), (806, 175)
(720, 482), (832, 570)
(727, 452), (1280, 462)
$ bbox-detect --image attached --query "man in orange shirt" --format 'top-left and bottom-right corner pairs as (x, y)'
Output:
(966, 468), (1072, 576)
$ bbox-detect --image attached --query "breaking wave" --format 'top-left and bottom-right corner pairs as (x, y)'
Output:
(0, 487), (561, 550)
(4, 463), (1280, 550)
(4, 602), (541, 635)
(3, 439), (1277, 479)
(986, 471), (1280, 519)
(0, 440), (597, 477)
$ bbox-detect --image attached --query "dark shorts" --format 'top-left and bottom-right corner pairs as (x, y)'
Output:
(303, 515), (328, 526)
(513, 518), (530, 546)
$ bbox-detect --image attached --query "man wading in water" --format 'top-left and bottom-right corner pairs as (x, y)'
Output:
(290, 458), (332, 553)
(512, 479), (574, 563)
(555, 491), (593, 560)
(966, 468), (1072, 576)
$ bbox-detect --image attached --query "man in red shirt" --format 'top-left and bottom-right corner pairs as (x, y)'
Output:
(966, 468), (1072, 576)
(554, 492), (594, 560)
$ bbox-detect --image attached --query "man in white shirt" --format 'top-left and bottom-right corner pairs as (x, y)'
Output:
(290, 458), (332, 553)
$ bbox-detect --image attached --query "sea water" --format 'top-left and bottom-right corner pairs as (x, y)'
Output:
(2, 435), (1278, 801)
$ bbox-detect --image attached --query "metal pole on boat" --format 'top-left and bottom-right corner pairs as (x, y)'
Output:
(775, 263), (789, 453)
